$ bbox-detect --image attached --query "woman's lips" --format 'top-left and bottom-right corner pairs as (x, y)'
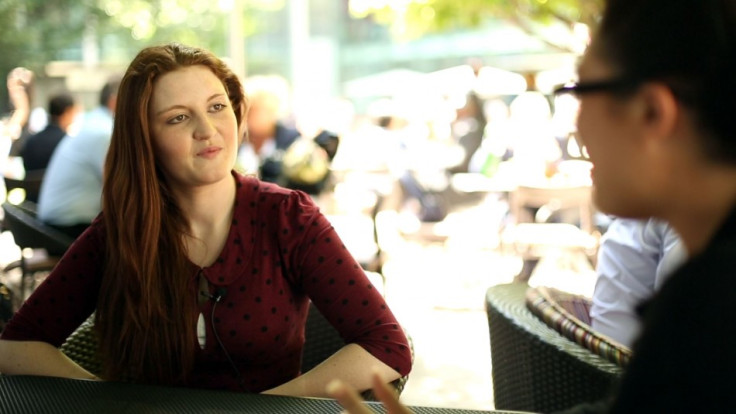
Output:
(197, 147), (222, 158)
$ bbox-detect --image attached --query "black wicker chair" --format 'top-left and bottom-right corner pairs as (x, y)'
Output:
(302, 302), (349, 373)
(61, 302), (413, 399)
(59, 316), (100, 375)
(486, 283), (624, 413)
(3, 169), (45, 204)
(302, 300), (413, 398)
(1, 201), (74, 302)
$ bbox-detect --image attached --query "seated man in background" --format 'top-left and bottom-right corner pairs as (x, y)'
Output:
(590, 218), (686, 347)
(20, 91), (80, 174)
(235, 75), (338, 196)
(235, 75), (299, 182)
(37, 78), (120, 239)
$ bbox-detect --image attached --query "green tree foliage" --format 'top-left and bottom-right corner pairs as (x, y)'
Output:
(350, 0), (604, 51)
(0, 0), (106, 112)
(94, 0), (285, 58)
(0, 0), (285, 114)
(95, 0), (227, 56)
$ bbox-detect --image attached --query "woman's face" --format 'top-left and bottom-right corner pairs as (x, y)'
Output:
(148, 65), (238, 191)
(575, 48), (653, 217)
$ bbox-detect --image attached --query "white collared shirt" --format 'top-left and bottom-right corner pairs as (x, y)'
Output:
(591, 218), (687, 347)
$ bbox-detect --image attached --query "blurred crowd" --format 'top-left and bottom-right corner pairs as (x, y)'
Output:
(0, 58), (589, 240)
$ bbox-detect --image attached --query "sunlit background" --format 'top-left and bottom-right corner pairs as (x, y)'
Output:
(0, 0), (595, 113)
(0, 0), (604, 410)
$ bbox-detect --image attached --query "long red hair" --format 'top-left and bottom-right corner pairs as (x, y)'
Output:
(97, 43), (247, 384)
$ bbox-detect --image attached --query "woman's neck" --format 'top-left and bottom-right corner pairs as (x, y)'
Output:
(174, 175), (237, 268)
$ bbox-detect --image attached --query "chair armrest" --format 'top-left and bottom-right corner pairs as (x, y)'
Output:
(486, 283), (622, 413)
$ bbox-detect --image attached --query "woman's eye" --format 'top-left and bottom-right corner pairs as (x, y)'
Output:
(211, 103), (227, 112)
(167, 114), (187, 124)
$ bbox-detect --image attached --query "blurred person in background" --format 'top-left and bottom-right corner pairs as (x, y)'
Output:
(236, 75), (299, 181)
(507, 72), (562, 181)
(1, 68), (32, 171)
(467, 98), (513, 177)
(36, 77), (120, 239)
(591, 218), (686, 347)
(447, 89), (487, 175)
(4, 67), (34, 157)
(19, 91), (81, 174)
(236, 75), (339, 196)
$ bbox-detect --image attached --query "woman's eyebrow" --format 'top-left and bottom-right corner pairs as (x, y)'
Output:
(155, 93), (226, 116)
(155, 105), (184, 116)
(207, 93), (226, 101)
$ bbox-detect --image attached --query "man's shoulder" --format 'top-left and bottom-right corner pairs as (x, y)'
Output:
(75, 108), (113, 140)
(24, 124), (62, 144)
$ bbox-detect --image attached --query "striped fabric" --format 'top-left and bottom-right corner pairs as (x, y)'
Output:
(526, 286), (632, 368)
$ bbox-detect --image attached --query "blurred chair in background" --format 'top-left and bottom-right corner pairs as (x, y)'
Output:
(1, 201), (73, 305)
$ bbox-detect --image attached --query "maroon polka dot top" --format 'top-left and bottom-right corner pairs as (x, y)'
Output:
(1, 173), (412, 392)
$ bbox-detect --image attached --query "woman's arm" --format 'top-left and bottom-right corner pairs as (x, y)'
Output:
(0, 220), (105, 378)
(262, 343), (400, 397)
(270, 190), (412, 396)
(0, 340), (98, 379)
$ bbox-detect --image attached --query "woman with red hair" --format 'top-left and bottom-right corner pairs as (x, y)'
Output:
(0, 43), (411, 397)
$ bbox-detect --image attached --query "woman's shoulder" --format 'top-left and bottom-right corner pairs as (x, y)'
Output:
(234, 173), (321, 226)
(76, 213), (108, 244)
(236, 173), (315, 205)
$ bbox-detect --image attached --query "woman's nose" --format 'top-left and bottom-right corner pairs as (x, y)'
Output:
(194, 116), (216, 140)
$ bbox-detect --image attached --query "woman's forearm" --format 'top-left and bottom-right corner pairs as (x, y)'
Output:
(0, 340), (98, 380)
(262, 343), (400, 398)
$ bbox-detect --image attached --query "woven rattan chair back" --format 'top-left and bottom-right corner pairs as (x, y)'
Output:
(486, 283), (623, 413)
(59, 316), (101, 375)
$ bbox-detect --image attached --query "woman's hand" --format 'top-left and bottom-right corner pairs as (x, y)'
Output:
(327, 372), (413, 414)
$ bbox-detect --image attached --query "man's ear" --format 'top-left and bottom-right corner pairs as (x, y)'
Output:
(637, 82), (679, 140)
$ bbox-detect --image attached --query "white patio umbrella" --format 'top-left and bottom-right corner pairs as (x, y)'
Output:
(343, 68), (427, 99)
(426, 64), (528, 102)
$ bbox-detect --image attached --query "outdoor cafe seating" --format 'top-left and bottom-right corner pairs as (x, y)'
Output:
(1, 201), (73, 303)
(485, 282), (631, 413)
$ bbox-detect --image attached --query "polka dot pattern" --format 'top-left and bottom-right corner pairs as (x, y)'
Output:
(2, 174), (412, 393)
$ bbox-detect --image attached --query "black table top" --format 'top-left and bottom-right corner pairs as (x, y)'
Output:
(0, 375), (528, 414)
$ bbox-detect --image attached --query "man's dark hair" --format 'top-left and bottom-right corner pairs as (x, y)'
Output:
(597, 0), (736, 163)
(48, 92), (76, 120)
(99, 77), (121, 108)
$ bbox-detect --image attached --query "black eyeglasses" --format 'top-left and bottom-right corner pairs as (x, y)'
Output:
(553, 78), (641, 97)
